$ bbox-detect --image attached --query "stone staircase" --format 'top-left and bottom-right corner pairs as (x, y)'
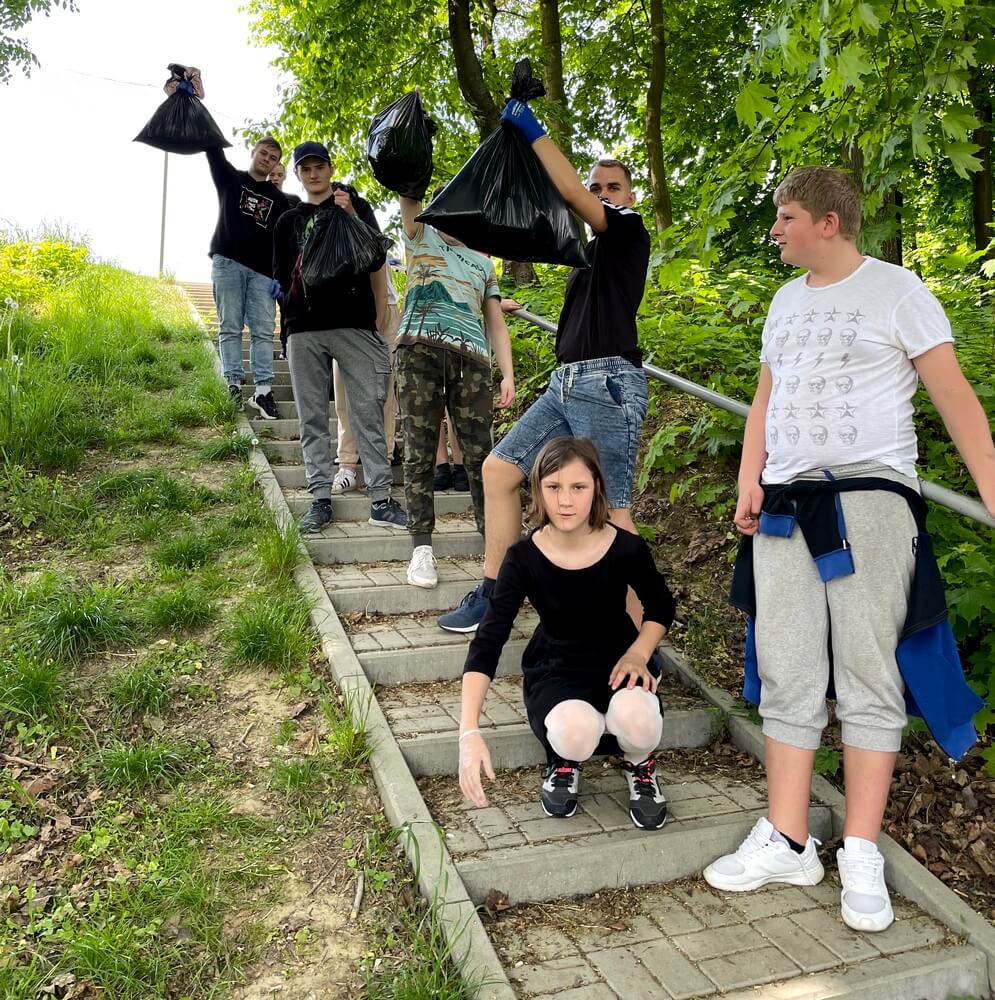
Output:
(180, 281), (993, 1000)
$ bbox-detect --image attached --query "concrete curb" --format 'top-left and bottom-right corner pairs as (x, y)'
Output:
(182, 290), (516, 1000)
(656, 639), (995, 994)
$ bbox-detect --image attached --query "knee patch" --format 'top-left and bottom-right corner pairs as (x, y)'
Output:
(544, 700), (605, 762)
(605, 688), (662, 752)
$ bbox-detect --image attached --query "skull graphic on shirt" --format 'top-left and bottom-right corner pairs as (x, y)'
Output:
(810, 425), (828, 445)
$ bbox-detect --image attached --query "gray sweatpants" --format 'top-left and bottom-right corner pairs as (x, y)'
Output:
(287, 327), (391, 502)
(754, 461), (918, 753)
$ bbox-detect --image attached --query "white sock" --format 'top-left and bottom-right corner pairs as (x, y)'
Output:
(255, 383), (271, 397)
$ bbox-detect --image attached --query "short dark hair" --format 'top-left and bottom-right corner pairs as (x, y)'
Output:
(589, 158), (633, 187)
(773, 166), (861, 240)
(255, 135), (283, 156)
(526, 437), (610, 531)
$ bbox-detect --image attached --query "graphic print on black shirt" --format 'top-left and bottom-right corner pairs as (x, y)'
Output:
(239, 187), (277, 228)
(555, 201), (650, 367)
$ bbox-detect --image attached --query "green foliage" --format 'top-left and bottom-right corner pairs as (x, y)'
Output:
(142, 581), (217, 632)
(254, 517), (302, 580)
(107, 655), (175, 720)
(813, 746), (843, 778)
(91, 738), (206, 791)
(222, 589), (315, 669)
(0, 652), (64, 729)
(200, 429), (253, 461)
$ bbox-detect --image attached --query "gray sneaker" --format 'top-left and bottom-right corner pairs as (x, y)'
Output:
(368, 497), (407, 530)
(299, 500), (332, 534)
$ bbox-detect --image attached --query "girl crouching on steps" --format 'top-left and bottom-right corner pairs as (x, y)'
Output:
(457, 437), (676, 830)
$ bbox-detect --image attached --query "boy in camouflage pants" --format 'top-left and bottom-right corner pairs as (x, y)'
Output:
(397, 189), (516, 589)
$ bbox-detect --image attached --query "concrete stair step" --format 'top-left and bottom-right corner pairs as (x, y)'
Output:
(330, 578), (487, 615)
(346, 608), (540, 659)
(430, 753), (834, 905)
(306, 519), (482, 564)
(491, 882), (985, 1000)
(241, 384), (295, 402)
(359, 639), (527, 685)
(320, 555), (481, 595)
(384, 676), (718, 775)
(249, 413), (334, 437)
(272, 464), (403, 488)
(286, 491), (472, 519)
(260, 440), (311, 463)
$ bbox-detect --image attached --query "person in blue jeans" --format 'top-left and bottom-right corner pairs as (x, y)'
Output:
(184, 67), (289, 420)
(438, 99), (651, 633)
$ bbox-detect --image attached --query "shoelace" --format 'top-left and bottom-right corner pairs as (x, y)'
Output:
(412, 548), (435, 572)
(840, 850), (884, 890)
(735, 819), (777, 859)
(548, 765), (577, 788)
(457, 587), (480, 609)
(623, 758), (658, 798)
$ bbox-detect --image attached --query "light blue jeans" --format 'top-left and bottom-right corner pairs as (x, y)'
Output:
(211, 254), (275, 387)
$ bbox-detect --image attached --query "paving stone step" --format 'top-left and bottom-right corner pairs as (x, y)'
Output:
(261, 440), (310, 463)
(346, 608), (540, 657)
(272, 464), (404, 488)
(287, 491), (472, 519)
(331, 578), (488, 615)
(306, 521), (483, 564)
(359, 639), (527, 684)
(320, 555), (481, 592)
(250, 415), (336, 438)
(240, 384), (295, 401)
(491, 880), (985, 1000)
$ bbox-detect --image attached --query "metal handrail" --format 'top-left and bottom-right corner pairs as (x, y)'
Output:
(510, 307), (995, 529)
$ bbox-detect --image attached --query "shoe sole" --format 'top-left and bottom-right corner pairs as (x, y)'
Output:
(841, 898), (894, 932)
(407, 574), (438, 589)
(248, 400), (278, 420)
(629, 808), (668, 831)
(703, 861), (825, 892)
(330, 485), (356, 495)
(367, 517), (408, 531)
(540, 800), (577, 819)
(438, 620), (480, 634)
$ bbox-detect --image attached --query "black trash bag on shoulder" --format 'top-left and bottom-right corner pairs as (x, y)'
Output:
(134, 64), (230, 155)
(300, 204), (393, 293)
(367, 91), (437, 200)
(415, 60), (586, 267)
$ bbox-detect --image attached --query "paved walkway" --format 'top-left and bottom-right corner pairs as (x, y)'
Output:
(182, 282), (992, 1000)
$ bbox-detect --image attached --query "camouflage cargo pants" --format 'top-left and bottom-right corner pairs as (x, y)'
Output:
(395, 343), (493, 541)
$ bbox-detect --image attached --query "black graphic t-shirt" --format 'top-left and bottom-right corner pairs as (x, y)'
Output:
(555, 202), (651, 367)
(206, 148), (289, 277)
(272, 194), (383, 336)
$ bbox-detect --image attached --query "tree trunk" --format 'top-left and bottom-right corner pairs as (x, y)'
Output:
(968, 69), (994, 258)
(645, 0), (673, 233)
(880, 189), (902, 266)
(447, 0), (499, 139)
(539, 0), (571, 156)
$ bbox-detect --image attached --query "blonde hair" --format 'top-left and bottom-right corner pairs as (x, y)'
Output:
(773, 166), (861, 240)
(526, 437), (610, 531)
(254, 135), (283, 157)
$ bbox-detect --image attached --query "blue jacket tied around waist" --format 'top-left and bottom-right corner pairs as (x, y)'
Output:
(728, 475), (982, 761)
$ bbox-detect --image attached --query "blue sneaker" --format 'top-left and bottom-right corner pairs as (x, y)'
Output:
(368, 497), (407, 530)
(437, 584), (489, 633)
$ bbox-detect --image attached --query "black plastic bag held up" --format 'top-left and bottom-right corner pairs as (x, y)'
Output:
(134, 64), (231, 155)
(300, 201), (393, 293)
(415, 60), (586, 267)
(367, 91), (437, 199)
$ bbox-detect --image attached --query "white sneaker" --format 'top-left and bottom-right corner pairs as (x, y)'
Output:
(703, 816), (824, 891)
(837, 837), (893, 932)
(406, 545), (438, 588)
(330, 468), (357, 495)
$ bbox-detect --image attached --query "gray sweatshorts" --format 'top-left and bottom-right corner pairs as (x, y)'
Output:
(754, 461), (918, 753)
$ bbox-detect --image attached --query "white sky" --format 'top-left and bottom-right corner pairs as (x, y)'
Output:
(0, 0), (292, 281)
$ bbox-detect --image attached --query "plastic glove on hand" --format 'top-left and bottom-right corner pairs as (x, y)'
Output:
(500, 99), (546, 144)
(268, 279), (283, 301)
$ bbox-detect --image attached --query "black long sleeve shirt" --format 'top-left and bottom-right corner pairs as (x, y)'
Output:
(464, 527), (676, 680)
(205, 147), (289, 277)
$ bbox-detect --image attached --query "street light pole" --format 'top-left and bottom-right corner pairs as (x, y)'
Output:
(158, 150), (169, 276)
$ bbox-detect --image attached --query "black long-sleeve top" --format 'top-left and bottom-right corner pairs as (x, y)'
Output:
(205, 148), (288, 276)
(464, 527), (676, 680)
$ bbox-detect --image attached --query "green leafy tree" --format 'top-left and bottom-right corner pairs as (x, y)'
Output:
(1, 0), (77, 84)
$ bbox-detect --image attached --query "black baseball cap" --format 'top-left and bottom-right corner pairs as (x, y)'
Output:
(292, 141), (331, 168)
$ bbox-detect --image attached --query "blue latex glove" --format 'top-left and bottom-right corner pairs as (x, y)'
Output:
(268, 279), (283, 301)
(500, 99), (547, 144)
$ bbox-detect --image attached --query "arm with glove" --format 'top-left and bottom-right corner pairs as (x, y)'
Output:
(500, 99), (609, 233)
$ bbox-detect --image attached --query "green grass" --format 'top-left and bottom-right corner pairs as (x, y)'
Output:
(0, 651), (64, 728)
(200, 429), (253, 461)
(92, 738), (205, 790)
(222, 589), (314, 669)
(142, 580), (216, 631)
(254, 517), (302, 579)
(107, 657), (174, 720)
(153, 530), (222, 570)
(93, 470), (205, 515)
(321, 689), (373, 773)
(14, 580), (135, 661)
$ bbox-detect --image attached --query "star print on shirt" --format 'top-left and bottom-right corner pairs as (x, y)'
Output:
(837, 402), (856, 418)
(803, 309), (818, 324)
(846, 309), (865, 324)
(824, 307), (840, 322)
(784, 403), (799, 419)
(785, 312), (799, 324)
(769, 404), (780, 419)
(808, 402), (829, 419)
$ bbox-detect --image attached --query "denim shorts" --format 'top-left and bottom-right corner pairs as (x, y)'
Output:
(492, 357), (648, 508)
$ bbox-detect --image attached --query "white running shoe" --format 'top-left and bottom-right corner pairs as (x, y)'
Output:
(837, 837), (894, 932)
(330, 468), (357, 495)
(406, 545), (438, 588)
(703, 816), (824, 891)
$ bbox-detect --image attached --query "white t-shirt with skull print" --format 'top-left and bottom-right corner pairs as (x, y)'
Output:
(760, 256), (953, 483)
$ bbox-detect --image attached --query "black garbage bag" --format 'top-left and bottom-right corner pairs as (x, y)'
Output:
(367, 91), (437, 199)
(300, 203), (393, 293)
(134, 64), (231, 155)
(415, 59), (586, 267)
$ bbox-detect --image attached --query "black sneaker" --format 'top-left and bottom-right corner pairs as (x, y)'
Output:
(621, 755), (668, 830)
(369, 497), (407, 530)
(299, 499), (332, 534)
(249, 391), (279, 420)
(451, 464), (469, 492)
(434, 463), (453, 491)
(540, 760), (581, 818)
(228, 384), (242, 403)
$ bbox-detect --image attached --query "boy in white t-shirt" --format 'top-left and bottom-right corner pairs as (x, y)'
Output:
(704, 166), (995, 931)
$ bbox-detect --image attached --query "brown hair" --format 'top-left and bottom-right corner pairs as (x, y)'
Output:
(526, 437), (610, 531)
(773, 166), (861, 240)
(430, 183), (447, 201)
(589, 158), (633, 187)
(254, 135), (283, 156)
